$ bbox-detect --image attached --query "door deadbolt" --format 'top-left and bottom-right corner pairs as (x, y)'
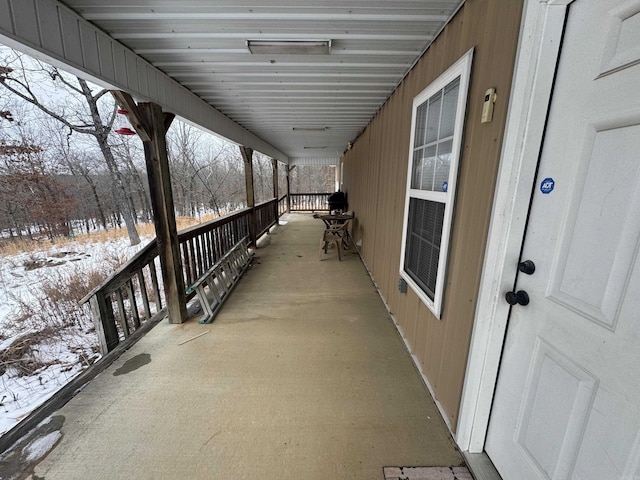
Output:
(518, 260), (536, 275)
(505, 290), (530, 306)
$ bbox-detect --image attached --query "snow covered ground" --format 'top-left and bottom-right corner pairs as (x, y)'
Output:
(0, 235), (151, 437)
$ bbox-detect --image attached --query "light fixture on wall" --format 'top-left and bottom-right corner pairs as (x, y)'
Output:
(247, 40), (331, 55)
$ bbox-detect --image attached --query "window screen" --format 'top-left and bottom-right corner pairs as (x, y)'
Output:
(404, 198), (445, 300)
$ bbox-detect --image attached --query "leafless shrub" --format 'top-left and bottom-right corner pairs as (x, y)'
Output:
(3, 263), (113, 377)
(12, 267), (99, 331)
(0, 329), (56, 377)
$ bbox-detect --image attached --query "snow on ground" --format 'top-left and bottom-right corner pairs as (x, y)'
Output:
(24, 430), (62, 462)
(0, 235), (151, 437)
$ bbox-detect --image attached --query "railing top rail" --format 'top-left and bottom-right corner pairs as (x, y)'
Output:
(289, 192), (331, 195)
(178, 199), (275, 241)
(177, 207), (252, 242)
(254, 198), (277, 208)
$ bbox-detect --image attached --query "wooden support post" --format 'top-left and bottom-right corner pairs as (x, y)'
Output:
(89, 292), (119, 354)
(240, 146), (257, 246)
(272, 158), (279, 223)
(112, 90), (186, 324)
(139, 102), (188, 324)
(286, 165), (295, 213)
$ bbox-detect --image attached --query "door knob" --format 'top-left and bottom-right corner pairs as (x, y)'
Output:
(518, 260), (535, 275)
(505, 290), (530, 306)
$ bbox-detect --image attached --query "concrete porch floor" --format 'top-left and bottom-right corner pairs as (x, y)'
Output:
(7, 213), (463, 479)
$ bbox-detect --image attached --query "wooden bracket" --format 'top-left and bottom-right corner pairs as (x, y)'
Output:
(239, 146), (254, 163)
(110, 90), (152, 142)
(163, 113), (175, 134)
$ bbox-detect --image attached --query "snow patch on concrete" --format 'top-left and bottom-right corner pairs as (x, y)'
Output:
(24, 430), (61, 462)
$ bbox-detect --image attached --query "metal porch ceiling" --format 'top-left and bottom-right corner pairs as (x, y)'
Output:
(60, 1), (463, 163)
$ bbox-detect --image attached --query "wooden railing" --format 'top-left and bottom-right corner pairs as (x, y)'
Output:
(255, 198), (277, 238)
(81, 242), (163, 354)
(83, 200), (278, 355)
(289, 193), (330, 212)
(179, 208), (251, 288)
(278, 194), (287, 216)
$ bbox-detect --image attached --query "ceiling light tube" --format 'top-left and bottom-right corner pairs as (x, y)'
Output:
(292, 127), (328, 132)
(247, 40), (331, 55)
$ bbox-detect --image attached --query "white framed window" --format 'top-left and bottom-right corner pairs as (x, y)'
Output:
(400, 49), (473, 318)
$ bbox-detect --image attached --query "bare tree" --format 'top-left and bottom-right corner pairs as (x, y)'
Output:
(0, 50), (141, 244)
(202, 143), (245, 215)
(0, 137), (76, 239)
(47, 126), (110, 231)
(290, 165), (334, 193)
(166, 123), (245, 218)
(167, 122), (203, 217)
(252, 152), (274, 204)
(111, 135), (152, 221)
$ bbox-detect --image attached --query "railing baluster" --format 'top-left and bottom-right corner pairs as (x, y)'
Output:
(195, 235), (204, 279)
(149, 258), (162, 311)
(137, 270), (151, 321)
(181, 242), (192, 287)
(188, 239), (197, 279)
(115, 289), (129, 338)
(205, 229), (213, 269)
(125, 279), (140, 329)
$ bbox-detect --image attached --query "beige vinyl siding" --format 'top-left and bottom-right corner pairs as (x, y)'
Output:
(342, 0), (524, 430)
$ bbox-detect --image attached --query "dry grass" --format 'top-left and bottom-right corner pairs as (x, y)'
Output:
(0, 216), (216, 256)
(0, 238), (50, 256)
(0, 330), (57, 377)
(1, 261), (120, 378)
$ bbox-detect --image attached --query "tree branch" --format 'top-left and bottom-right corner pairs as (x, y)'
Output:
(47, 67), (84, 95)
(93, 88), (110, 102)
(0, 79), (97, 136)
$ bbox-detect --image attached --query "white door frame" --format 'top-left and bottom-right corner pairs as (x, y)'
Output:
(456, 0), (575, 453)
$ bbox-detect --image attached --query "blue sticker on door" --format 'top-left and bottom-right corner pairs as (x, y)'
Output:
(540, 177), (555, 194)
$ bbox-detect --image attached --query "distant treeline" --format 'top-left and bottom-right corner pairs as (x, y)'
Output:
(0, 144), (334, 240)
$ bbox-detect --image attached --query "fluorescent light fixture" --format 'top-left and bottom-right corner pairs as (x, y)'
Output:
(292, 127), (328, 132)
(303, 146), (327, 149)
(247, 40), (331, 55)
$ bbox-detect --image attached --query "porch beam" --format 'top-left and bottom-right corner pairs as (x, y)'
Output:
(240, 146), (257, 246)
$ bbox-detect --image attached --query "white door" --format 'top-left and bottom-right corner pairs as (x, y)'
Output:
(485, 1), (640, 479)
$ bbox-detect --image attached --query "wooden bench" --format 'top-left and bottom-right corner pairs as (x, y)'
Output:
(186, 237), (254, 324)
